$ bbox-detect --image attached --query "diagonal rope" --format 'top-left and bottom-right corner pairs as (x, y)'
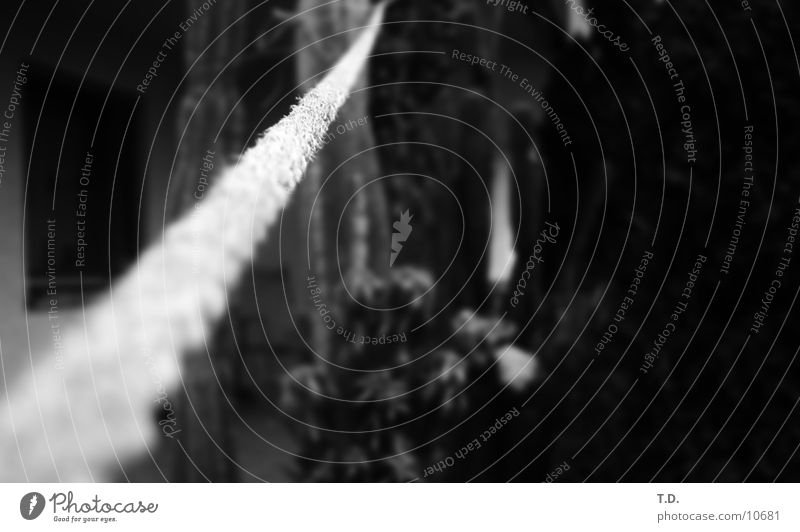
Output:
(0, 2), (386, 482)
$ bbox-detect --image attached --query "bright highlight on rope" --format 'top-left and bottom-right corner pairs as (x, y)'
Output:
(0, 3), (386, 482)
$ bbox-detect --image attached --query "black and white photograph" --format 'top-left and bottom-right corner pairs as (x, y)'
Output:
(0, 0), (798, 528)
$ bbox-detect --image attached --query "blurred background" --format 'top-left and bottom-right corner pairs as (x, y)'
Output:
(0, 0), (799, 482)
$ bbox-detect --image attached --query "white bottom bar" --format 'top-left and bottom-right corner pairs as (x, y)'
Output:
(1, 483), (797, 531)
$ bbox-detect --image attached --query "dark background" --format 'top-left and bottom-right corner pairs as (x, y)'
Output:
(0, 0), (798, 482)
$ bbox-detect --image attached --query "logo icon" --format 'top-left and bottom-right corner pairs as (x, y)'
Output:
(390, 210), (413, 267)
(20, 492), (45, 520)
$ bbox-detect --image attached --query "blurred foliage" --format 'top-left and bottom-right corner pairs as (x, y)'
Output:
(288, 0), (800, 481)
(285, 267), (519, 481)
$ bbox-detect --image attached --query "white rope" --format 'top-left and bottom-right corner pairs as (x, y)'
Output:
(0, 3), (386, 482)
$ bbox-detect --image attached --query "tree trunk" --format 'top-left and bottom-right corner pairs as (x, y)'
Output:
(296, 0), (388, 355)
(167, 0), (248, 482)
